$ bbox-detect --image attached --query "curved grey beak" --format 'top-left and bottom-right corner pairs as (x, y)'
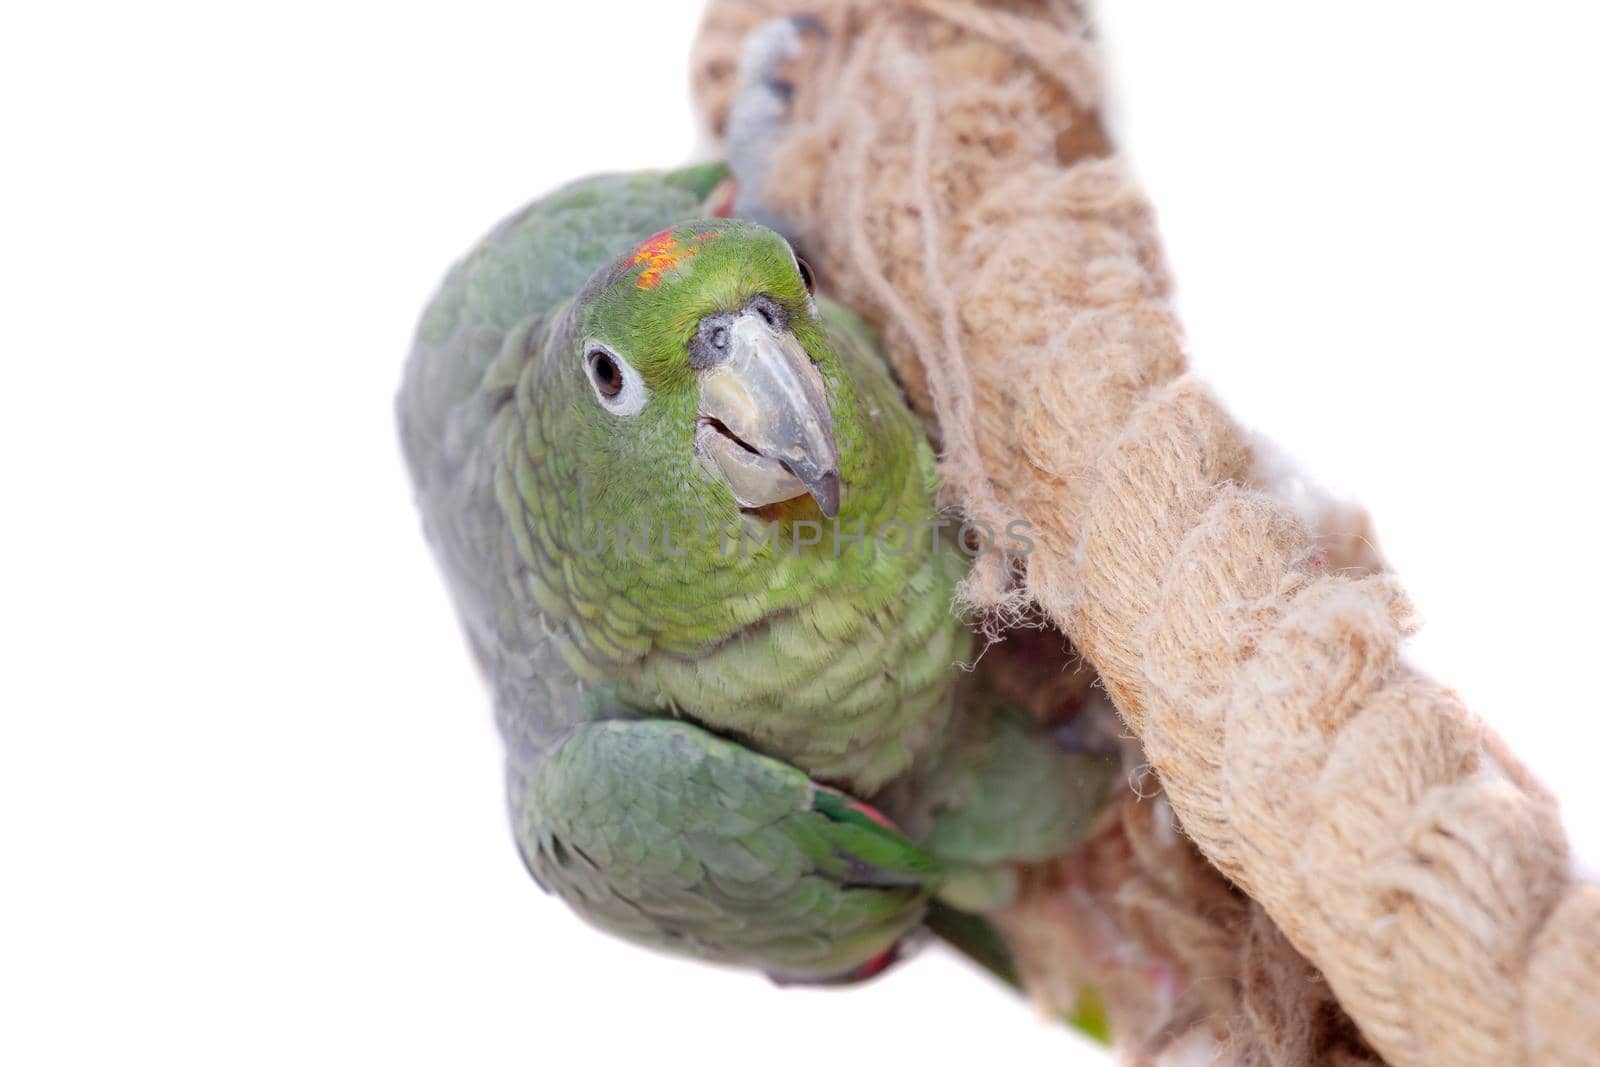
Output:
(695, 307), (841, 517)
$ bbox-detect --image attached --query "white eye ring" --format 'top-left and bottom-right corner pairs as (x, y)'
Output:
(785, 243), (819, 318)
(584, 343), (648, 416)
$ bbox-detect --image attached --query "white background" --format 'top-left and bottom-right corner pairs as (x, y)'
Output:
(3, 3), (1595, 1064)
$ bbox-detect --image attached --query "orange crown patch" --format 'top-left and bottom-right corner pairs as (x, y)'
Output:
(629, 227), (720, 289)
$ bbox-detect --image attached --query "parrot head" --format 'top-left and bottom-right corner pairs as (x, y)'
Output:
(550, 219), (873, 533)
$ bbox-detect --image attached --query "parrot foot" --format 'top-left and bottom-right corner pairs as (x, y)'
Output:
(726, 15), (827, 233)
(1051, 688), (1131, 762)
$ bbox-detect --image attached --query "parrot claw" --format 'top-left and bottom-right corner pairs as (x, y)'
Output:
(788, 13), (828, 40)
(1051, 689), (1130, 761)
(726, 16), (825, 231)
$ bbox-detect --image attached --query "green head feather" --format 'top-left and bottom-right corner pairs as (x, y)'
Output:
(541, 219), (874, 539)
(504, 218), (969, 790)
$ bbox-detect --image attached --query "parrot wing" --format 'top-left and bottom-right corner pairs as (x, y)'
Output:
(398, 165), (728, 688)
(918, 708), (1116, 868)
(516, 717), (942, 983)
(401, 164), (949, 981)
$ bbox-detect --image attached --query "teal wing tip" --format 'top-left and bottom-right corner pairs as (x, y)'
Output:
(809, 784), (889, 828)
(810, 786), (943, 883)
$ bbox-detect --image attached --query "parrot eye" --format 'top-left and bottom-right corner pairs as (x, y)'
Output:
(590, 352), (622, 397)
(784, 245), (820, 318)
(795, 256), (816, 295)
(584, 343), (648, 416)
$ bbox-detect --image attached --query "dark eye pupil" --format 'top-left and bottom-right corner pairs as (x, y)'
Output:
(795, 256), (816, 295)
(589, 351), (622, 398)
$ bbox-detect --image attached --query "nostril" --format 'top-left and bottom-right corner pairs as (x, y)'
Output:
(690, 312), (736, 369)
(747, 294), (786, 330)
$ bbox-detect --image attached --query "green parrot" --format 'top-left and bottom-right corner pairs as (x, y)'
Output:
(398, 162), (1114, 984)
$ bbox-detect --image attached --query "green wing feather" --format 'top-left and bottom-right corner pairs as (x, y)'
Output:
(400, 168), (943, 979)
(920, 708), (1116, 867)
(519, 718), (939, 981)
(398, 166), (728, 747)
(399, 163), (1112, 984)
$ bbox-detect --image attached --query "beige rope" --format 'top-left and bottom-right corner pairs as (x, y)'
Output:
(691, 2), (1600, 1064)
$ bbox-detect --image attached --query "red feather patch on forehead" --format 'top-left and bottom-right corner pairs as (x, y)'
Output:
(629, 226), (721, 289)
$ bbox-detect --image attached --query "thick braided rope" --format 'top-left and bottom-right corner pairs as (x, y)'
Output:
(691, 2), (1600, 1064)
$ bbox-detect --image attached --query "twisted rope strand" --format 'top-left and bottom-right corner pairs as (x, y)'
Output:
(691, 2), (1599, 1063)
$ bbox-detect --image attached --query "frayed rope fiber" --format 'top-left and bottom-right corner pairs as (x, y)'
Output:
(691, 2), (1600, 1065)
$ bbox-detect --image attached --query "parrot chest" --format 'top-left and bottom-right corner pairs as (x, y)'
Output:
(621, 546), (972, 794)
